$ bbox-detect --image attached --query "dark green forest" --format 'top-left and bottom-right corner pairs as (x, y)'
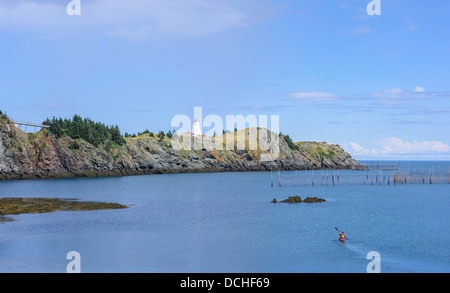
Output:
(42, 115), (126, 147)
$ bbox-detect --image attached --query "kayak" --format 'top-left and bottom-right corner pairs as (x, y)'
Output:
(339, 237), (345, 242)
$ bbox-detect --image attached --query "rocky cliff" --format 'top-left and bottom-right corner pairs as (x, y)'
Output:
(0, 115), (362, 181)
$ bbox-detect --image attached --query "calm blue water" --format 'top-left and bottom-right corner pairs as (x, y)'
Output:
(0, 161), (449, 273)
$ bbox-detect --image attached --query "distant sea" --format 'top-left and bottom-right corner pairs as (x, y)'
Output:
(0, 161), (449, 272)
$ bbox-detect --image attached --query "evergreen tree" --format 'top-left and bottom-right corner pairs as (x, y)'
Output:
(43, 114), (126, 147)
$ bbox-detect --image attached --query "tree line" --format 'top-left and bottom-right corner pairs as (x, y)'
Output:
(42, 115), (126, 147)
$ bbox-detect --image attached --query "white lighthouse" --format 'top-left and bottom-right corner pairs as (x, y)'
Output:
(192, 118), (202, 136)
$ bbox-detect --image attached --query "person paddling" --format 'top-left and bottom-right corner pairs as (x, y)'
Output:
(339, 230), (345, 241)
(335, 227), (347, 241)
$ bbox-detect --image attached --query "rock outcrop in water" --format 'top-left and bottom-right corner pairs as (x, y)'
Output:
(0, 197), (127, 222)
(272, 196), (326, 203)
(0, 114), (362, 181)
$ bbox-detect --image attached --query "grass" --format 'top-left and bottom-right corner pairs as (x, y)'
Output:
(298, 141), (337, 159)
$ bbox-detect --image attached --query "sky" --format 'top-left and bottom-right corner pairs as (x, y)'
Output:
(0, 0), (449, 160)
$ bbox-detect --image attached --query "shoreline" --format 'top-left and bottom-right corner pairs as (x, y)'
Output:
(1, 116), (364, 182)
(0, 165), (365, 182)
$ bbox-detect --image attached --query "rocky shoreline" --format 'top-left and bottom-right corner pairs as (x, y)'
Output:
(0, 115), (363, 181)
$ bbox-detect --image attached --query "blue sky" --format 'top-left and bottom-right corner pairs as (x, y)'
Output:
(0, 0), (449, 160)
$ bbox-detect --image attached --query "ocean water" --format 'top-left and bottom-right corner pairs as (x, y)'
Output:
(0, 161), (449, 273)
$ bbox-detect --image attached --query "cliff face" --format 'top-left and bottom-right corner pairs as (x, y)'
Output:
(0, 116), (361, 181)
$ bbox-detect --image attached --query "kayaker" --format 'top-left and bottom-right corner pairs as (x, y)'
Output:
(339, 231), (345, 240)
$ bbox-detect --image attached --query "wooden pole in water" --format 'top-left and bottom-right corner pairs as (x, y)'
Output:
(431, 165), (434, 184)
(438, 164), (441, 182)
(422, 164), (425, 184)
(271, 170), (273, 187)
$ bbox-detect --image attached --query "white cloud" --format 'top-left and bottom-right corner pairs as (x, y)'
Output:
(352, 26), (372, 35)
(0, 0), (255, 38)
(344, 137), (450, 159)
(369, 88), (411, 102)
(375, 137), (450, 154)
(414, 86), (425, 93)
(286, 87), (448, 105)
(347, 142), (367, 153)
(367, 86), (448, 105)
(344, 142), (379, 157)
(285, 92), (340, 101)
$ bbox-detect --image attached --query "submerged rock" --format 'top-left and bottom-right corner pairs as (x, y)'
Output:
(0, 197), (128, 221)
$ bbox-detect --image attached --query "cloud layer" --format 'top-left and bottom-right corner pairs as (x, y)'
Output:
(285, 92), (340, 101)
(344, 138), (450, 159)
(0, 0), (257, 38)
(366, 87), (450, 106)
